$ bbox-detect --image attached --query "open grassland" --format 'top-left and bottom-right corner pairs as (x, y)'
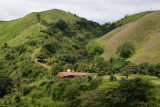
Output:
(116, 11), (153, 25)
(103, 74), (160, 85)
(99, 11), (160, 64)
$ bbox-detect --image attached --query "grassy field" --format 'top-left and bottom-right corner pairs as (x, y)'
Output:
(99, 10), (160, 64)
(103, 74), (160, 85)
(116, 11), (153, 25)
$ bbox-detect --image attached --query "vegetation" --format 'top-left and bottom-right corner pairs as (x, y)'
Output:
(0, 9), (160, 107)
(0, 73), (13, 98)
(99, 11), (160, 64)
(116, 42), (135, 58)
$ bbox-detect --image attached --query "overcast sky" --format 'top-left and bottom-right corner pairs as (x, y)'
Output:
(0, 0), (160, 24)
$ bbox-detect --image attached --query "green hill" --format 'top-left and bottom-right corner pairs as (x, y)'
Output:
(0, 9), (80, 44)
(0, 9), (104, 73)
(99, 10), (160, 64)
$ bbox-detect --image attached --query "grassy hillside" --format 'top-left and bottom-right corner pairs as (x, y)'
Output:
(0, 9), (80, 44)
(116, 11), (153, 26)
(0, 8), (105, 73)
(99, 10), (160, 64)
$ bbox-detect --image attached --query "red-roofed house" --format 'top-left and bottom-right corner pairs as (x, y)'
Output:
(56, 71), (97, 79)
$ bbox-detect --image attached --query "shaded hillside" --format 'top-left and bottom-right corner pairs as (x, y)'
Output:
(99, 10), (160, 64)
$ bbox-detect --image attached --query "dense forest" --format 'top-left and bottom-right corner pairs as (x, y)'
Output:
(0, 9), (160, 107)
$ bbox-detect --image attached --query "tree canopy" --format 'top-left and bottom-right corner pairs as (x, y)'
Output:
(116, 42), (135, 58)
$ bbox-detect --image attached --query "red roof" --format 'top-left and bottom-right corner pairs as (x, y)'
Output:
(57, 72), (95, 77)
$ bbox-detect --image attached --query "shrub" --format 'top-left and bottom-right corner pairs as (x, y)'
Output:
(56, 19), (68, 31)
(110, 74), (116, 81)
(36, 14), (41, 22)
(86, 39), (104, 55)
(22, 86), (31, 96)
(14, 94), (20, 103)
(63, 84), (80, 101)
(80, 90), (103, 107)
(0, 73), (13, 98)
(80, 82), (92, 91)
(36, 53), (46, 60)
(116, 42), (135, 58)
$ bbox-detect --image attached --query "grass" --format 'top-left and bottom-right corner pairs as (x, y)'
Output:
(0, 9), (81, 45)
(103, 74), (160, 85)
(99, 10), (160, 64)
(39, 9), (80, 24)
(116, 11), (153, 25)
(8, 23), (47, 47)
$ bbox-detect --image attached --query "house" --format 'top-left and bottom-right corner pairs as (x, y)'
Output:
(56, 69), (97, 79)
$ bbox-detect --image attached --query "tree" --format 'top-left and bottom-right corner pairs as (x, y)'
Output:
(22, 86), (31, 96)
(56, 19), (68, 31)
(116, 42), (135, 58)
(122, 70), (129, 79)
(36, 14), (41, 22)
(86, 39), (104, 55)
(110, 74), (116, 81)
(51, 63), (64, 75)
(80, 90), (103, 107)
(0, 73), (13, 98)
(111, 78), (155, 107)
(64, 84), (80, 106)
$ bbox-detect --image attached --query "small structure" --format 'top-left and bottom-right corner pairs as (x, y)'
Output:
(56, 71), (97, 80)
(67, 69), (71, 72)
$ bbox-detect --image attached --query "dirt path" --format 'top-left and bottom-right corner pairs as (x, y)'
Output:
(35, 59), (51, 69)
(31, 49), (51, 69)
(31, 49), (38, 61)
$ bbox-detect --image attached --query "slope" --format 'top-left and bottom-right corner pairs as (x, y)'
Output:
(0, 9), (80, 44)
(99, 10), (160, 64)
(0, 9), (103, 75)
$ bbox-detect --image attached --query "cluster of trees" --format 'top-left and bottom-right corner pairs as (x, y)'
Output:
(0, 73), (13, 98)
(116, 42), (135, 58)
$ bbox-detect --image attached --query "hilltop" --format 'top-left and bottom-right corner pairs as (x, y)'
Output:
(0, 9), (80, 44)
(99, 10), (160, 64)
(0, 9), (105, 74)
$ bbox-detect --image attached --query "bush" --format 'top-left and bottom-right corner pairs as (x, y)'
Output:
(80, 90), (103, 107)
(57, 54), (77, 64)
(116, 42), (135, 58)
(36, 53), (46, 59)
(110, 74), (116, 81)
(22, 86), (31, 96)
(0, 73), (13, 98)
(63, 84), (80, 101)
(86, 39), (104, 55)
(56, 19), (68, 31)
(80, 82), (92, 91)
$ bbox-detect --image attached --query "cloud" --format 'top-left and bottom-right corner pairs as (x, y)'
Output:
(0, 0), (159, 24)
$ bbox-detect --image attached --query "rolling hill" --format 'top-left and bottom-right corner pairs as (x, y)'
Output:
(0, 9), (81, 45)
(0, 9), (104, 74)
(99, 10), (160, 64)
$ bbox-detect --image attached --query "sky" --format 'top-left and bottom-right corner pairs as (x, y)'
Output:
(0, 0), (160, 24)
